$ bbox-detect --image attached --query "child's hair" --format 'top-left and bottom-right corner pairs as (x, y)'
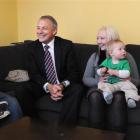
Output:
(106, 39), (125, 56)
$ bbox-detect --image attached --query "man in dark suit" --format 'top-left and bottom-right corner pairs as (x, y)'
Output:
(26, 15), (83, 125)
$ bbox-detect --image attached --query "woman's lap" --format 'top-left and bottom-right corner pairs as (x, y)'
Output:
(87, 89), (127, 132)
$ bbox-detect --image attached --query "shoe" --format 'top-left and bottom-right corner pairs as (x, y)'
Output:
(0, 101), (8, 111)
(127, 98), (136, 108)
(0, 110), (10, 119)
(103, 92), (113, 104)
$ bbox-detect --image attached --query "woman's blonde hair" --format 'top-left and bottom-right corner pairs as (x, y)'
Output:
(99, 26), (120, 41)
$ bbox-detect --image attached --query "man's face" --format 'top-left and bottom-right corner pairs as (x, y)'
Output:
(36, 19), (57, 44)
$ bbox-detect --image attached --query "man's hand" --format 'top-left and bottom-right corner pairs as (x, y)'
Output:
(48, 84), (64, 101)
(50, 95), (63, 101)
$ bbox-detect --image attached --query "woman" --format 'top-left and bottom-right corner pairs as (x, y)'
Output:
(82, 26), (140, 132)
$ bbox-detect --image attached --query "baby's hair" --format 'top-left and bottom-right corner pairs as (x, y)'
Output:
(106, 40), (125, 56)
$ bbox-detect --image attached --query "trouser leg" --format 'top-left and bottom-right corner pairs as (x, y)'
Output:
(59, 84), (84, 125)
(88, 89), (106, 129)
(107, 91), (127, 132)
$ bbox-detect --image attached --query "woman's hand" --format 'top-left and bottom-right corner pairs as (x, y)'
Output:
(100, 67), (108, 74)
(99, 75), (108, 82)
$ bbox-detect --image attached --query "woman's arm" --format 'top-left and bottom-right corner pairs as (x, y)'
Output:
(127, 52), (140, 86)
(82, 53), (99, 87)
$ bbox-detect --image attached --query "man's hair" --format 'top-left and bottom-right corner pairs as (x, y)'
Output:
(99, 26), (120, 41)
(106, 39), (125, 54)
(39, 15), (58, 29)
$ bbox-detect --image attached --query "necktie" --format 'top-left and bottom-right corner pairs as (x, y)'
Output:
(44, 45), (57, 84)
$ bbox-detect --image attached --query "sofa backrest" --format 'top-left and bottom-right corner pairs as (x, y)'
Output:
(126, 44), (140, 74)
(74, 43), (140, 79)
(0, 45), (28, 80)
(74, 43), (98, 78)
(0, 43), (139, 82)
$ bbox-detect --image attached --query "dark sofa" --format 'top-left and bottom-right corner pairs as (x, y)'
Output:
(0, 45), (34, 116)
(0, 43), (140, 130)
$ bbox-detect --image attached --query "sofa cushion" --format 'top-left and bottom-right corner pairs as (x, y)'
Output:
(127, 101), (140, 125)
(0, 81), (34, 116)
(126, 44), (140, 73)
(125, 125), (140, 140)
(0, 45), (28, 81)
(74, 44), (98, 77)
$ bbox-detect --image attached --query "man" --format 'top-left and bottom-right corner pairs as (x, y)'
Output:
(26, 15), (83, 125)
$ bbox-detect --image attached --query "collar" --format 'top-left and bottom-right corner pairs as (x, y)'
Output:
(42, 38), (55, 50)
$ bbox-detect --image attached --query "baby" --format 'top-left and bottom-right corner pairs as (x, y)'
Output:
(97, 40), (140, 108)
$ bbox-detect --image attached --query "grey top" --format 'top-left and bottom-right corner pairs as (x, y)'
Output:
(82, 52), (140, 88)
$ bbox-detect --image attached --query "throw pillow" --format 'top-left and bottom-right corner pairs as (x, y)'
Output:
(5, 69), (29, 82)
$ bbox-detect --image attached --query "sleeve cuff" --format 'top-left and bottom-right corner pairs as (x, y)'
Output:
(43, 82), (49, 93)
(61, 80), (70, 88)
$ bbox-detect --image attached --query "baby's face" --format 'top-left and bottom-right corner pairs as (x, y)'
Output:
(110, 42), (126, 60)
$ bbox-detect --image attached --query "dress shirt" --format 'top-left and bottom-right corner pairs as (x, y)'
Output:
(42, 39), (60, 92)
(42, 38), (70, 93)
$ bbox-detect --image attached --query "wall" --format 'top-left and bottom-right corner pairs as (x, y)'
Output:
(1, 1), (140, 45)
(0, 0), (17, 46)
(14, 0), (140, 44)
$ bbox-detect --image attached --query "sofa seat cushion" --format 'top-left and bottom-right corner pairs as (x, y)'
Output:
(0, 45), (28, 81)
(125, 125), (140, 140)
(0, 81), (34, 115)
(0, 81), (31, 92)
(127, 101), (140, 124)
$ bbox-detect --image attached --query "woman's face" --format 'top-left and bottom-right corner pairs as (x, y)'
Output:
(96, 30), (108, 50)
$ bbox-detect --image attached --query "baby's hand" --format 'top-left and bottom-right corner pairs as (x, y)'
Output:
(101, 67), (108, 74)
(107, 69), (118, 76)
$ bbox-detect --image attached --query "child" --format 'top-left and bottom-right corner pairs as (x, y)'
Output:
(97, 40), (140, 108)
(0, 101), (10, 119)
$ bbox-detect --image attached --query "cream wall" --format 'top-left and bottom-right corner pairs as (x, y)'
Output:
(17, 0), (140, 44)
(1, 0), (140, 45)
(0, 0), (17, 46)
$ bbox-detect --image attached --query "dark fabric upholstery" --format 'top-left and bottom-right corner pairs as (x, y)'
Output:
(127, 101), (140, 125)
(125, 125), (140, 140)
(0, 45), (33, 116)
(0, 43), (140, 129)
(74, 43), (98, 77)
(0, 81), (34, 116)
(0, 45), (28, 80)
(126, 44), (140, 72)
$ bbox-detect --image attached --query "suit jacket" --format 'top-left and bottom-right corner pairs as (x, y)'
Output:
(26, 36), (80, 88)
